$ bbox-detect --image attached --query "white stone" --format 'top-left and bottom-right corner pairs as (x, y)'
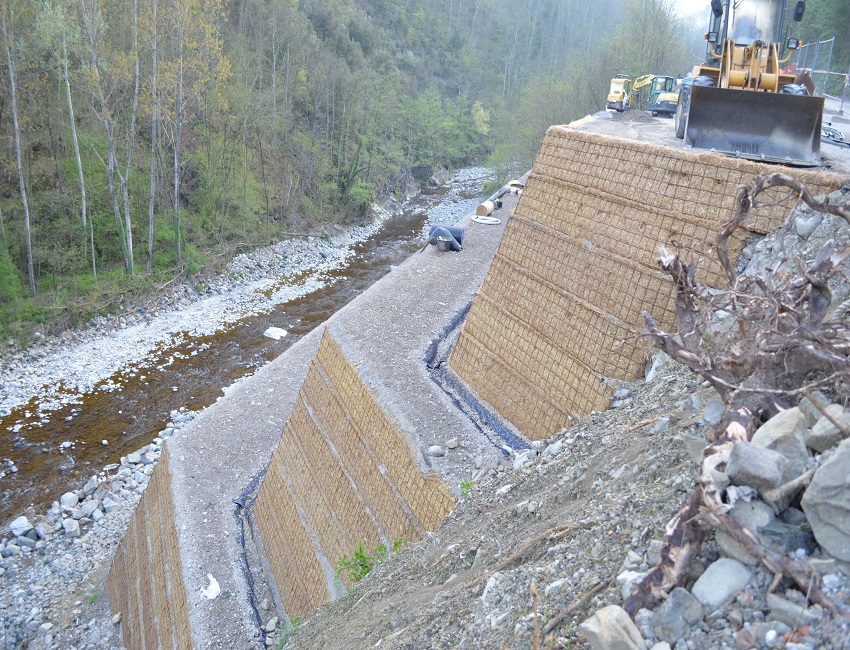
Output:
(579, 605), (645, 650)
(691, 558), (752, 609)
(264, 616), (278, 632)
(62, 518), (81, 538)
(427, 445), (447, 457)
(9, 516), (32, 537)
(83, 475), (99, 495)
(446, 437), (459, 449)
(60, 492), (79, 508)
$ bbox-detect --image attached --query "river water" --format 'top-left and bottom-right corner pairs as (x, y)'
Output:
(0, 175), (489, 524)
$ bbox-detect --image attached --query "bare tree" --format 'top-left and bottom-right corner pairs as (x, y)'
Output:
(624, 174), (850, 617)
(1, 0), (36, 296)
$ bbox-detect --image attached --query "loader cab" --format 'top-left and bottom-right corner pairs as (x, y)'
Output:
(705, 0), (804, 51)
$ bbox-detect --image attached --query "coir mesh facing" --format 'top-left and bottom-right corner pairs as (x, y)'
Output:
(253, 330), (454, 620)
(106, 447), (192, 650)
(448, 127), (840, 442)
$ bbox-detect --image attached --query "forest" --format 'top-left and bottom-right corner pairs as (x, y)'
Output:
(0, 0), (846, 339)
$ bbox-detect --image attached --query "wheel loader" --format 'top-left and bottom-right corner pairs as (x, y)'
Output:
(674, 0), (823, 166)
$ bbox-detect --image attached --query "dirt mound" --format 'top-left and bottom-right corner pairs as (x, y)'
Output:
(611, 109), (656, 123)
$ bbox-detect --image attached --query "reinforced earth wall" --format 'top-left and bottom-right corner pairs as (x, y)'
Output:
(106, 447), (192, 649)
(448, 127), (841, 441)
(252, 329), (455, 620)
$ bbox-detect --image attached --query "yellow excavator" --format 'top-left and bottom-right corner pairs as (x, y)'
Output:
(633, 74), (678, 116)
(674, 0), (823, 165)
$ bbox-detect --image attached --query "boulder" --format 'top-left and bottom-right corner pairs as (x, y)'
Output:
(650, 587), (702, 644)
(806, 405), (850, 453)
(798, 391), (832, 428)
(716, 499), (775, 566)
(751, 408), (809, 476)
(60, 492), (79, 508)
(726, 442), (788, 491)
(703, 400), (726, 427)
(83, 475), (99, 495)
(579, 605), (645, 650)
(801, 438), (850, 562)
(9, 516), (32, 538)
(62, 518), (81, 538)
(691, 558), (752, 609)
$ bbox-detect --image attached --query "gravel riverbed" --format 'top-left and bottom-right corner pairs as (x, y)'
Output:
(0, 167), (493, 649)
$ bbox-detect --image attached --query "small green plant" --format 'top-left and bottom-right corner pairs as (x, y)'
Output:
(459, 480), (475, 499)
(335, 541), (387, 585)
(276, 616), (301, 648)
(392, 538), (403, 552)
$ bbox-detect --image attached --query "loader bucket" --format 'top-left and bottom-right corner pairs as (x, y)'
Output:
(685, 86), (824, 166)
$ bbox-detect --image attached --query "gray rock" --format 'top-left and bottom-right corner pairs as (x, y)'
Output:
(681, 430), (708, 464)
(653, 417), (671, 433)
(60, 492), (79, 508)
(125, 452), (141, 465)
(726, 441), (788, 491)
(794, 213), (822, 239)
(807, 405), (850, 453)
(650, 587), (702, 644)
(1, 544), (20, 557)
(703, 400), (726, 427)
(427, 445), (446, 457)
(62, 518), (81, 538)
(446, 437), (458, 449)
(513, 449), (535, 470)
(81, 500), (100, 517)
(691, 558), (752, 609)
(759, 520), (817, 556)
(133, 471), (147, 484)
(264, 616), (278, 632)
(766, 593), (822, 627)
(798, 391), (832, 428)
(17, 536), (36, 549)
(801, 439), (850, 562)
(91, 509), (104, 523)
(9, 516), (32, 538)
(83, 475), (99, 495)
(71, 508), (85, 520)
(716, 499), (775, 566)
(102, 497), (120, 514)
(751, 408), (809, 476)
(616, 570), (647, 600)
(140, 451), (157, 465)
(579, 605), (645, 650)
(542, 441), (564, 460)
(613, 388), (632, 400)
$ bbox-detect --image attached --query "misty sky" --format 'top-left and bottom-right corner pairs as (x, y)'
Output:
(675, 0), (711, 20)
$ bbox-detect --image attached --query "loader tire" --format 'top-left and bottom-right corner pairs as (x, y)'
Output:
(675, 89), (689, 139)
(780, 84), (806, 95)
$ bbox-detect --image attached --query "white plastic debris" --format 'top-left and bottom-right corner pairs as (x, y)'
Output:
(200, 574), (221, 600)
(263, 327), (288, 340)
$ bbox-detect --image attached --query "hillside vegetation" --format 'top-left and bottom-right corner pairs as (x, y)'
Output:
(0, 0), (845, 340)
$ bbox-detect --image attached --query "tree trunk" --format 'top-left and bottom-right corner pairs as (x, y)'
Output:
(2, 5), (36, 297)
(147, 0), (158, 273)
(173, 14), (184, 264)
(116, 0), (140, 276)
(61, 29), (86, 230)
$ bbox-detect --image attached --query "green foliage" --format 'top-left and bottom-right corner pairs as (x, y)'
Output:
(459, 480), (475, 499)
(335, 541), (387, 585)
(3, 0), (689, 337)
(276, 616), (301, 648)
(0, 251), (22, 304)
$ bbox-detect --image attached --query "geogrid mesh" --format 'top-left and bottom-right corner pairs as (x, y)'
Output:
(252, 330), (455, 618)
(449, 127), (841, 441)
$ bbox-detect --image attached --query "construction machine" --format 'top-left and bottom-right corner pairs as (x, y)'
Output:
(606, 75), (633, 112)
(633, 74), (678, 116)
(674, 0), (823, 165)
